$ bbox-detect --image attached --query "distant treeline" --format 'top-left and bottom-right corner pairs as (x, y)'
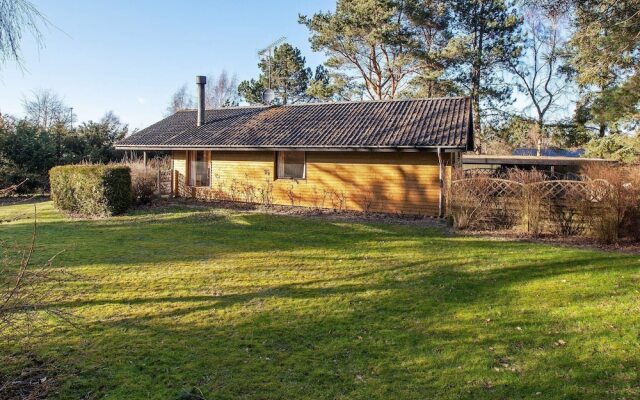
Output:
(0, 110), (127, 192)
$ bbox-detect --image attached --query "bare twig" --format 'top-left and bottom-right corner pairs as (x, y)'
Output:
(0, 179), (28, 198)
(0, 204), (76, 342)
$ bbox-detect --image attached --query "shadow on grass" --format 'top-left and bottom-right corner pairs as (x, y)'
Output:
(1, 203), (638, 399)
(43, 256), (640, 398)
(53, 257), (640, 399)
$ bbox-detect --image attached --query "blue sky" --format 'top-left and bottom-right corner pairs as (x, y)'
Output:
(0, 0), (334, 130)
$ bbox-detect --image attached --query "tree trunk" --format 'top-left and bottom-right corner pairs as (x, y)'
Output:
(537, 119), (544, 157)
(471, 97), (481, 154)
(470, 42), (482, 153)
(471, 6), (484, 154)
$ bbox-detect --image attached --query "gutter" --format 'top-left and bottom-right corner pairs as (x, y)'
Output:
(114, 145), (468, 153)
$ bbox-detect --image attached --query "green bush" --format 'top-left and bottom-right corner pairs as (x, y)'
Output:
(50, 165), (132, 217)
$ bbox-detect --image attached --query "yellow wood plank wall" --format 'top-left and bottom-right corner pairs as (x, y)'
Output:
(174, 150), (451, 216)
(172, 151), (187, 176)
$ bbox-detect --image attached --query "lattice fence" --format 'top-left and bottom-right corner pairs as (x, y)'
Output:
(448, 177), (524, 230)
(463, 168), (584, 181)
(449, 177), (619, 236)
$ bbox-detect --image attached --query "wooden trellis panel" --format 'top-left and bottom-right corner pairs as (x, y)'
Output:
(449, 177), (616, 234)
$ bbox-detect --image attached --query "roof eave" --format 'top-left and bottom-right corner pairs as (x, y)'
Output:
(114, 144), (468, 153)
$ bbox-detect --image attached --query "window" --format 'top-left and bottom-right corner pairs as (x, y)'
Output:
(189, 151), (210, 187)
(277, 151), (306, 179)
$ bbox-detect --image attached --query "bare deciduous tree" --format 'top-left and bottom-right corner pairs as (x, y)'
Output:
(167, 71), (239, 115)
(166, 84), (194, 115)
(0, 0), (48, 68)
(206, 70), (239, 108)
(22, 89), (73, 129)
(507, 6), (570, 155)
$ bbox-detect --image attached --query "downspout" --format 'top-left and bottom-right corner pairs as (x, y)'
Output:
(437, 147), (444, 218)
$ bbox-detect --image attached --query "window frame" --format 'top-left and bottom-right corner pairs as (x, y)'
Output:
(276, 151), (306, 180)
(188, 150), (211, 187)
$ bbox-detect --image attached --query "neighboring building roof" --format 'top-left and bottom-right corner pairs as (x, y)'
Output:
(116, 97), (473, 151)
(463, 154), (612, 166)
(512, 148), (585, 157)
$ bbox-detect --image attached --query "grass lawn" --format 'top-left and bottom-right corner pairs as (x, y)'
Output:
(0, 200), (639, 399)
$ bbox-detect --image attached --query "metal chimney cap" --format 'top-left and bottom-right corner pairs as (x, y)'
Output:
(196, 75), (207, 84)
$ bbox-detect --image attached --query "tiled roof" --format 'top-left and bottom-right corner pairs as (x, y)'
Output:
(117, 97), (473, 151)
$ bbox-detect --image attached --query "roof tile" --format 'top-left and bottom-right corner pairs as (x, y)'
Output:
(117, 97), (472, 150)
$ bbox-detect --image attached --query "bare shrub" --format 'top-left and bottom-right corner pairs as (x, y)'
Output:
(550, 203), (584, 237)
(448, 175), (523, 230)
(228, 179), (240, 201)
(321, 189), (331, 209)
(240, 175), (256, 203)
(360, 192), (374, 214)
(581, 164), (640, 243)
(310, 187), (321, 210)
(0, 192), (77, 399)
(310, 186), (330, 210)
(193, 187), (215, 201)
(213, 174), (227, 200)
(451, 164), (639, 242)
(287, 185), (296, 206)
(330, 190), (347, 211)
(504, 168), (545, 184)
(131, 172), (157, 204)
(0, 179), (29, 198)
(257, 171), (274, 207)
(492, 203), (518, 229)
(119, 156), (174, 204)
(0, 217), (70, 340)
(463, 168), (500, 179)
(448, 176), (489, 229)
(1, 181), (76, 338)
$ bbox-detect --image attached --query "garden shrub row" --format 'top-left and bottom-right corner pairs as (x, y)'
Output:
(50, 165), (132, 217)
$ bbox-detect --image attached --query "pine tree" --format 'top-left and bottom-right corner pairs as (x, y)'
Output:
(449, 0), (522, 151)
(569, 0), (640, 136)
(300, 0), (419, 100)
(403, 0), (459, 97)
(238, 43), (311, 105)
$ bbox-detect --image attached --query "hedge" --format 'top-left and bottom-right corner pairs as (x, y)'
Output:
(50, 165), (132, 217)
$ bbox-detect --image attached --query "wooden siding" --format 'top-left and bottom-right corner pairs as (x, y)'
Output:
(175, 150), (451, 216)
(172, 151), (187, 176)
